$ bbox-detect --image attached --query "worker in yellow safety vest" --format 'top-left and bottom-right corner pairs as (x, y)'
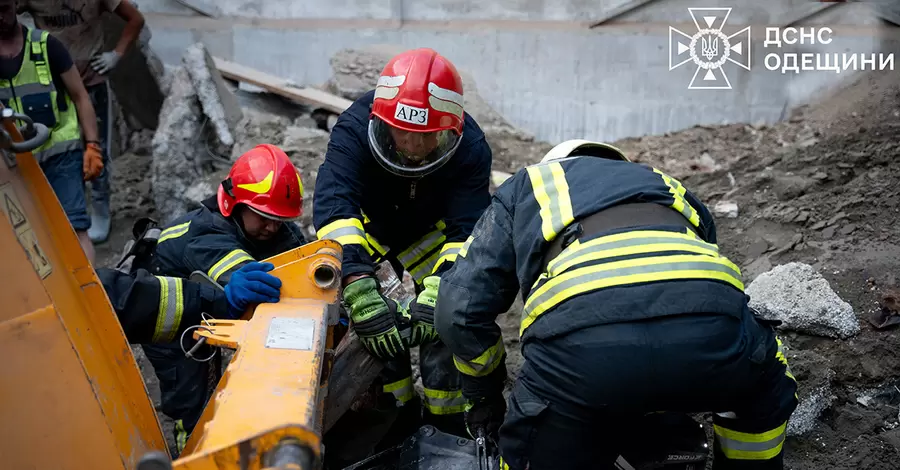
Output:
(0, 0), (102, 261)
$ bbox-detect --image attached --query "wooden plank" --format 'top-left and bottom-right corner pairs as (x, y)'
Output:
(589, 0), (657, 28)
(322, 329), (385, 434)
(212, 57), (353, 114)
(172, 0), (221, 18)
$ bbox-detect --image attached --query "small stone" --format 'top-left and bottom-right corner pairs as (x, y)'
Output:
(822, 226), (836, 239)
(810, 220), (827, 230)
(713, 201), (739, 219)
(840, 224), (857, 236)
(748, 240), (769, 258)
(794, 211), (810, 223)
(827, 212), (847, 226)
(811, 172), (828, 180)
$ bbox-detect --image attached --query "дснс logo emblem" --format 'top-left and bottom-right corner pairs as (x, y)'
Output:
(669, 8), (751, 90)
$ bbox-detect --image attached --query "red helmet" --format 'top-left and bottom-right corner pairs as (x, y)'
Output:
(368, 48), (465, 178)
(217, 144), (304, 221)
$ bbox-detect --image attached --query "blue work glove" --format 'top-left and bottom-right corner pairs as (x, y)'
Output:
(224, 262), (282, 319)
(408, 275), (440, 347)
(343, 276), (408, 360)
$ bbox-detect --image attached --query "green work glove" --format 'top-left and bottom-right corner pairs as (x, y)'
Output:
(409, 275), (440, 347)
(343, 277), (407, 360)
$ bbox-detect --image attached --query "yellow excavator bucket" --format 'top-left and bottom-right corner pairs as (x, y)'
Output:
(0, 109), (168, 467)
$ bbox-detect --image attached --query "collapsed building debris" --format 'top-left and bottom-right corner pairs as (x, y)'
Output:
(150, 42), (242, 224)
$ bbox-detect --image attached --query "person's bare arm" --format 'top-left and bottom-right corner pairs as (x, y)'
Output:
(60, 66), (99, 143)
(111, 0), (145, 56)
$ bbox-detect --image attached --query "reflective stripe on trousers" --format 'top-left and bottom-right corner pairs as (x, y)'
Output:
(714, 420), (787, 460)
(423, 388), (468, 415)
(383, 376), (415, 406)
(521, 229), (743, 335)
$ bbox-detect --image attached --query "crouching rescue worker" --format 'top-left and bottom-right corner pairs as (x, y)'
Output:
(434, 140), (799, 469)
(98, 261), (282, 344)
(313, 47), (492, 443)
(143, 143), (307, 454)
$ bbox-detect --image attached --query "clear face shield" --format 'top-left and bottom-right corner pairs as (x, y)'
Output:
(367, 116), (462, 178)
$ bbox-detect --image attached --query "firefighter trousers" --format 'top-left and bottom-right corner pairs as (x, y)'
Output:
(142, 341), (219, 453)
(379, 336), (468, 437)
(497, 306), (798, 470)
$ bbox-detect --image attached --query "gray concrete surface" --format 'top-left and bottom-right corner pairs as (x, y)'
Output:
(134, 0), (895, 143)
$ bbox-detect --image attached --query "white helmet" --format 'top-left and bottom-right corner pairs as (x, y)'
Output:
(540, 139), (630, 164)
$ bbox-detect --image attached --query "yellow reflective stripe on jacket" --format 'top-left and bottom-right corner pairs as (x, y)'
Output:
(158, 221), (191, 244)
(423, 388), (468, 415)
(398, 220), (447, 269)
(453, 337), (505, 377)
(547, 229), (719, 277)
(153, 276), (184, 343)
(317, 218), (374, 255)
(521, 236), (744, 335)
(458, 235), (474, 258)
(408, 250), (441, 284)
(714, 421), (787, 460)
(383, 376), (415, 405)
(432, 241), (464, 273)
(775, 337), (799, 400)
(653, 168), (701, 228)
(208, 249), (254, 282)
(526, 162), (574, 242)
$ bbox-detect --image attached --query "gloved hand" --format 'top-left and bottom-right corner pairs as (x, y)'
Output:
(224, 262), (282, 319)
(465, 393), (507, 442)
(343, 276), (407, 360)
(83, 142), (103, 181)
(409, 275), (440, 347)
(90, 50), (122, 75)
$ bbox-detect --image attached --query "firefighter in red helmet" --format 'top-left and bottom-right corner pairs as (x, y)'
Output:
(313, 47), (494, 451)
(143, 144), (309, 455)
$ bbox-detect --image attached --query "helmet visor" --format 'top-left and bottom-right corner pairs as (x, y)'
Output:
(367, 117), (461, 177)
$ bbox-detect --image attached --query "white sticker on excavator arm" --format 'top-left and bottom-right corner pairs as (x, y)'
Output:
(0, 183), (51, 279)
(265, 317), (316, 351)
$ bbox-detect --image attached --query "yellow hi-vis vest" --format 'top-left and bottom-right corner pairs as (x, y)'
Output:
(0, 27), (82, 163)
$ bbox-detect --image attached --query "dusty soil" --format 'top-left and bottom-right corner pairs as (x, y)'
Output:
(95, 66), (900, 467)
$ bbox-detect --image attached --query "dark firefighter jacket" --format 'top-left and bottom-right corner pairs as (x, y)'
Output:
(153, 196), (307, 286)
(312, 89), (492, 286)
(434, 155), (748, 391)
(98, 268), (228, 344)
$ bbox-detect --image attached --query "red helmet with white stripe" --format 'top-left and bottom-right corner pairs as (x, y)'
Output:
(368, 48), (465, 178)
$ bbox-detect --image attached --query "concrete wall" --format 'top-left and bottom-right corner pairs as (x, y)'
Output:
(134, 0), (895, 144)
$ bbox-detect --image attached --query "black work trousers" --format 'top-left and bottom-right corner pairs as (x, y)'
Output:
(498, 307), (798, 470)
(142, 342), (218, 454)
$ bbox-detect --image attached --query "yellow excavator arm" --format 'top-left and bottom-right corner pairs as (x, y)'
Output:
(0, 105), (343, 470)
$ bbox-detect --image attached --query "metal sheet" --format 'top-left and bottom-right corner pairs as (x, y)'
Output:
(266, 317), (316, 350)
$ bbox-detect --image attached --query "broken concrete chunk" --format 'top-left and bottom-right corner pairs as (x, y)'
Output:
(183, 42), (243, 153)
(786, 349), (835, 436)
(150, 66), (206, 224)
(713, 200), (739, 219)
(746, 262), (860, 339)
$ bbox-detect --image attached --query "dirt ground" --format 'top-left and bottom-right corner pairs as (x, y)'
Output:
(96, 67), (900, 467)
